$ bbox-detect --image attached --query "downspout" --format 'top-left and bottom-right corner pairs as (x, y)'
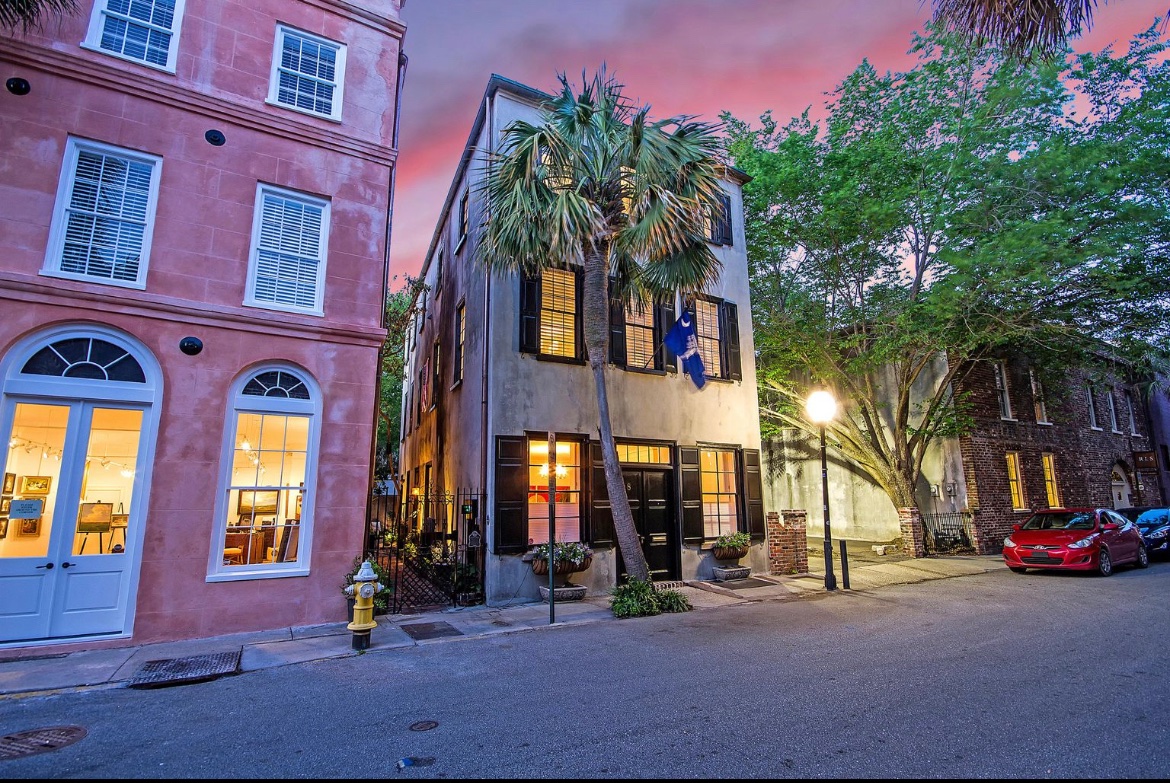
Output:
(364, 49), (409, 552)
(479, 89), (494, 540)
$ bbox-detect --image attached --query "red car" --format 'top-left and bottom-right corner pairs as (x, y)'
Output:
(1002, 508), (1149, 576)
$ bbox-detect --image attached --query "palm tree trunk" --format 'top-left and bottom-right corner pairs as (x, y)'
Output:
(582, 248), (651, 582)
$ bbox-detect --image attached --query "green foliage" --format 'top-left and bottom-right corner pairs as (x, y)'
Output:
(341, 555), (393, 614)
(714, 531), (751, 549)
(1, 0), (78, 33)
(609, 578), (692, 618)
(531, 540), (592, 566)
(375, 274), (426, 482)
(725, 20), (1170, 512)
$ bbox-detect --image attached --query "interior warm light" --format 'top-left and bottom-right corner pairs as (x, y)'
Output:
(241, 439), (252, 451)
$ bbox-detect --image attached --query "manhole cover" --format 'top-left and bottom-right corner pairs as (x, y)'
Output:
(409, 720), (439, 732)
(128, 651), (240, 689)
(400, 621), (464, 641)
(0, 726), (87, 761)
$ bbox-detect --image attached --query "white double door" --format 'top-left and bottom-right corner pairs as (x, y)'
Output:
(0, 400), (146, 644)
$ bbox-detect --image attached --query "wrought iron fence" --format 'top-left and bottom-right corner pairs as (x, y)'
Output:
(921, 511), (976, 555)
(366, 487), (485, 614)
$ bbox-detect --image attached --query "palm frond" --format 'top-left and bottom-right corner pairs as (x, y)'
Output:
(0, 0), (78, 32)
(932, 0), (1101, 61)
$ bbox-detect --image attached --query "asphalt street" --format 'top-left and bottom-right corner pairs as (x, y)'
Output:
(1, 560), (1168, 778)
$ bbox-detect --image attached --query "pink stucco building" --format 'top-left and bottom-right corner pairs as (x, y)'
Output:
(0, 0), (405, 652)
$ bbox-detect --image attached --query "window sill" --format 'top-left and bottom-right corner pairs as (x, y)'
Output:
(451, 379), (463, 391)
(533, 353), (587, 366)
(1090, 426), (1103, 431)
(454, 235), (466, 255)
(1036, 421), (1052, 426)
(80, 41), (178, 74)
(41, 268), (147, 291)
(264, 97), (343, 124)
(1000, 417), (1018, 423)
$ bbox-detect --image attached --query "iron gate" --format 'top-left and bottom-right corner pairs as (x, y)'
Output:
(922, 511), (976, 555)
(366, 488), (485, 614)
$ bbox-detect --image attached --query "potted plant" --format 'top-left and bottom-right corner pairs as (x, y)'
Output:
(342, 555), (392, 619)
(712, 531), (751, 561)
(528, 540), (593, 577)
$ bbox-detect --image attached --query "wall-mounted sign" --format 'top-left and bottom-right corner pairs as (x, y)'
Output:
(9, 498), (44, 519)
(1134, 451), (1158, 471)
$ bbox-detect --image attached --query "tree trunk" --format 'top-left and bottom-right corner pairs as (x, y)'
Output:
(582, 248), (651, 582)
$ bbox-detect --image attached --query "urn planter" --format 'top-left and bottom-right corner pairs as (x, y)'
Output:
(712, 544), (749, 561)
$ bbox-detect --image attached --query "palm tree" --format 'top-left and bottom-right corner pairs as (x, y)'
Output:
(1, 0), (77, 33)
(476, 67), (727, 581)
(930, 0), (1111, 60)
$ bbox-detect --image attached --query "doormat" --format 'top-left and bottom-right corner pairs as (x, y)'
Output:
(128, 650), (240, 689)
(718, 577), (776, 590)
(400, 621), (464, 641)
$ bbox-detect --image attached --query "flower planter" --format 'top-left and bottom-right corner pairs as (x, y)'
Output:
(530, 555), (592, 576)
(712, 545), (749, 561)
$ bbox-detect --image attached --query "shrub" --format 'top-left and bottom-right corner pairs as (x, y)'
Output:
(609, 578), (692, 618)
(713, 531), (751, 549)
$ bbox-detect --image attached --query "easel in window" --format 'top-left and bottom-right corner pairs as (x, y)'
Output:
(78, 502), (114, 554)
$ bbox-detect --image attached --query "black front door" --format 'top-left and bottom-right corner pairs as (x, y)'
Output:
(621, 468), (677, 582)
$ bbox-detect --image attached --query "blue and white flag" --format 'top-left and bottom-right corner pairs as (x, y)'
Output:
(664, 312), (706, 390)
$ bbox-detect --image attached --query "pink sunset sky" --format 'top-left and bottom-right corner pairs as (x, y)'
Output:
(391, 0), (1168, 281)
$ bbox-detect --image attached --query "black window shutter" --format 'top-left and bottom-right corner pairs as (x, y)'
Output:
(718, 193), (733, 246)
(609, 295), (627, 367)
(722, 301), (741, 381)
(656, 299), (676, 372)
(494, 436), (529, 553)
(519, 274), (540, 354)
(679, 446), (703, 543)
(741, 448), (765, 539)
(588, 442), (615, 548)
(574, 268), (585, 360)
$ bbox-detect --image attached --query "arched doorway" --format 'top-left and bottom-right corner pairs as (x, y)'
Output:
(1110, 464), (1133, 509)
(0, 325), (161, 644)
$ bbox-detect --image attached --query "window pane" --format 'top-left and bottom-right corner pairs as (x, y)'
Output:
(540, 268), (576, 357)
(694, 300), (721, 379)
(700, 447), (738, 538)
(624, 302), (655, 369)
(526, 437), (581, 544)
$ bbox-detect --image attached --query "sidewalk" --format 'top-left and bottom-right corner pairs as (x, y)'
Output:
(0, 549), (1003, 699)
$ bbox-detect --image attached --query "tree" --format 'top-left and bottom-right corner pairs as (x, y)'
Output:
(725, 22), (1170, 530)
(931, 0), (1170, 62)
(476, 67), (728, 581)
(373, 274), (426, 485)
(1, 0), (77, 33)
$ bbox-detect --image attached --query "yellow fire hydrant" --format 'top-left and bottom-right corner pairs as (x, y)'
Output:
(345, 560), (382, 650)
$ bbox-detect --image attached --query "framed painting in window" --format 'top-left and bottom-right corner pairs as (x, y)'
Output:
(2, 472), (14, 494)
(237, 490), (279, 516)
(19, 475), (51, 495)
(77, 502), (114, 533)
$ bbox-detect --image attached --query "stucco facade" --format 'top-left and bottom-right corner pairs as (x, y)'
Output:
(0, 0), (405, 651)
(398, 76), (766, 605)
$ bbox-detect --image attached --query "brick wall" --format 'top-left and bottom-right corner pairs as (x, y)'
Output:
(957, 358), (1158, 554)
(768, 510), (808, 575)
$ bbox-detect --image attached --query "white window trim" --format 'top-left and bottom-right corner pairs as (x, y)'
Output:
(81, 0), (187, 73)
(42, 137), (162, 291)
(267, 24), (347, 122)
(244, 183), (330, 316)
(1087, 384), (1101, 430)
(1107, 387), (1121, 433)
(207, 365), (321, 582)
(994, 361), (1014, 421)
(1125, 390), (1138, 435)
(1030, 368), (1050, 425)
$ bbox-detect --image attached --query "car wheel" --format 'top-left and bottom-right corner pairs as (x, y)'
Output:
(1097, 548), (1113, 577)
(1136, 546), (1150, 569)
(1008, 566), (1027, 574)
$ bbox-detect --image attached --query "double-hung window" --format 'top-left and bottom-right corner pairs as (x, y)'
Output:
(708, 192), (733, 246)
(1107, 388), (1121, 432)
(269, 25), (347, 121)
(690, 297), (742, 382)
(1030, 369), (1049, 424)
(1087, 384), (1100, 429)
(1006, 452), (1026, 510)
(700, 447), (739, 538)
(246, 184), (329, 315)
(1125, 389), (1137, 434)
(430, 341), (440, 410)
(457, 190), (469, 251)
(44, 138), (161, 289)
(519, 267), (581, 361)
(453, 302), (465, 386)
(993, 361), (1013, 419)
(1042, 453), (1061, 507)
(213, 367), (318, 579)
(525, 436), (584, 545)
(84, 0), (185, 72)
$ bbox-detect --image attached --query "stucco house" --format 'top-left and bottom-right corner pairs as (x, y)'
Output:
(0, 0), (405, 651)
(765, 352), (1162, 555)
(396, 75), (767, 606)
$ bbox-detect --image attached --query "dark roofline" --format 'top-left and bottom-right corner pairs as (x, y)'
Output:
(414, 74), (750, 282)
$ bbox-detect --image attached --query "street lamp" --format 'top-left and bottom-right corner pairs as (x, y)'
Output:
(806, 389), (838, 591)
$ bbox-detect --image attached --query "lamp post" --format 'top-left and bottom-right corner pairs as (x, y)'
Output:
(806, 389), (838, 591)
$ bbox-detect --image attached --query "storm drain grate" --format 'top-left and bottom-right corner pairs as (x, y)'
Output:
(128, 651), (240, 689)
(0, 726), (87, 761)
(400, 621), (464, 641)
